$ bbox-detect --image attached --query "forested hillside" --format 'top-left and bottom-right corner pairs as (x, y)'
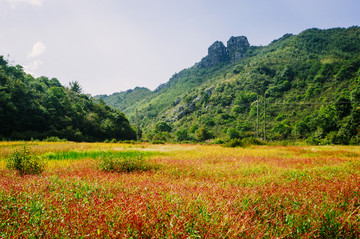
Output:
(94, 87), (152, 112)
(0, 57), (136, 141)
(101, 27), (360, 145)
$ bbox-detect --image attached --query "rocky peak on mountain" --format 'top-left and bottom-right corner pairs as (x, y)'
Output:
(208, 41), (228, 58)
(198, 41), (229, 68)
(227, 36), (250, 61)
(198, 36), (250, 68)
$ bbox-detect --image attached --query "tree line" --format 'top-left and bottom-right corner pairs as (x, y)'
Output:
(0, 56), (136, 141)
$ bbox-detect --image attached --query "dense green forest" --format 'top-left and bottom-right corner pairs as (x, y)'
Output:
(99, 27), (360, 145)
(0, 57), (136, 141)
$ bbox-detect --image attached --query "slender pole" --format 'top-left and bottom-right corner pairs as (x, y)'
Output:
(264, 93), (266, 141)
(257, 94), (259, 138)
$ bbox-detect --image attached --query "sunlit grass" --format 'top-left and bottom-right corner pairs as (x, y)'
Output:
(43, 150), (160, 161)
(0, 141), (359, 238)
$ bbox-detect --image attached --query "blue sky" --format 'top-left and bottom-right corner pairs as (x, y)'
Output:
(0, 0), (359, 95)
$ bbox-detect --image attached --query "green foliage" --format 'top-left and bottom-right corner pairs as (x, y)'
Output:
(37, 27), (360, 145)
(69, 81), (82, 93)
(94, 87), (152, 112)
(43, 136), (67, 142)
(151, 140), (165, 145)
(195, 127), (213, 141)
(155, 121), (172, 132)
(232, 65), (243, 74)
(189, 125), (199, 134)
(227, 128), (240, 139)
(232, 105), (245, 114)
(0, 57), (136, 142)
(335, 96), (352, 118)
(6, 145), (46, 176)
(44, 150), (158, 161)
(175, 129), (190, 141)
(223, 137), (264, 148)
(98, 153), (157, 173)
(292, 121), (310, 139)
(272, 120), (292, 140)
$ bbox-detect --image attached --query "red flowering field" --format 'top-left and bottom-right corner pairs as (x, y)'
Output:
(1, 142), (360, 238)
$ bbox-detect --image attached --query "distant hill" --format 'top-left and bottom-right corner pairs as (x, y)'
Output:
(103, 26), (360, 145)
(94, 87), (152, 112)
(0, 58), (136, 141)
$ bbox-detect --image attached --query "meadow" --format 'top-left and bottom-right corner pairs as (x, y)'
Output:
(0, 141), (360, 238)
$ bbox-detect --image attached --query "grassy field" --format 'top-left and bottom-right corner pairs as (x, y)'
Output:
(0, 142), (360, 238)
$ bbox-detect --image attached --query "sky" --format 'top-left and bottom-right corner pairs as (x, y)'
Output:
(0, 0), (359, 96)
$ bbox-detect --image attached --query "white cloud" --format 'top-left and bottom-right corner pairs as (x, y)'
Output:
(27, 41), (46, 58)
(7, 0), (43, 7)
(24, 60), (42, 76)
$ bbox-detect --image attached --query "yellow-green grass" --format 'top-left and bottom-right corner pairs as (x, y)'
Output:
(0, 142), (359, 238)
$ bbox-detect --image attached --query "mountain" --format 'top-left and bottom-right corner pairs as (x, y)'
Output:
(94, 87), (152, 113)
(0, 58), (136, 142)
(100, 27), (360, 145)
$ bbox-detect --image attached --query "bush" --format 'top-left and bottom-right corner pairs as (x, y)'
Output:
(195, 127), (213, 141)
(175, 129), (190, 141)
(228, 128), (240, 139)
(98, 153), (157, 173)
(223, 139), (245, 148)
(152, 140), (165, 144)
(223, 137), (265, 148)
(155, 121), (172, 132)
(242, 137), (265, 146)
(6, 145), (46, 176)
(212, 138), (225, 144)
(43, 136), (67, 142)
(110, 138), (117, 143)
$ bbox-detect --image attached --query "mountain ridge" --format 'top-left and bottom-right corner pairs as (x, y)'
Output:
(97, 26), (360, 144)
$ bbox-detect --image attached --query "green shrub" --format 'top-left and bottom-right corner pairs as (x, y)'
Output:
(212, 138), (225, 144)
(155, 121), (172, 132)
(228, 128), (240, 139)
(242, 137), (265, 146)
(109, 138), (118, 143)
(120, 140), (137, 144)
(175, 129), (190, 141)
(195, 127), (213, 141)
(223, 139), (244, 148)
(6, 145), (46, 176)
(223, 137), (265, 148)
(152, 140), (165, 144)
(43, 136), (67, 142)
(98, 153), (157, 173)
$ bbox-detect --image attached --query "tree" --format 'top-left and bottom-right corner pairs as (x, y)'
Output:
(335, 96), (352, 119)
(292, 121), (309, 139)
(272, 120), (292, 140)
(69, 81), (82, 93)
(195, 127), (213, 141)
(0, 57), (136, 142)
(176, 129), (189, 141)
(155, 121), (172, 133)
(228, 128), (240, 139)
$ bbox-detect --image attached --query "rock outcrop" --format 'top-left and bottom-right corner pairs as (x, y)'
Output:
(198, 41), (229, 68)
(198, 36), (250, 68)
(227, 36), (250, 62)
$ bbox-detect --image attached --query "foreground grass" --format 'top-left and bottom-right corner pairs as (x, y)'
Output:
(0, 142), (360, 238)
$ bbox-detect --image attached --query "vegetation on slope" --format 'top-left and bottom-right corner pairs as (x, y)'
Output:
(0, 57), (136, 141)
(94, 87), (152, 112)
(103, 27), (360, 145)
